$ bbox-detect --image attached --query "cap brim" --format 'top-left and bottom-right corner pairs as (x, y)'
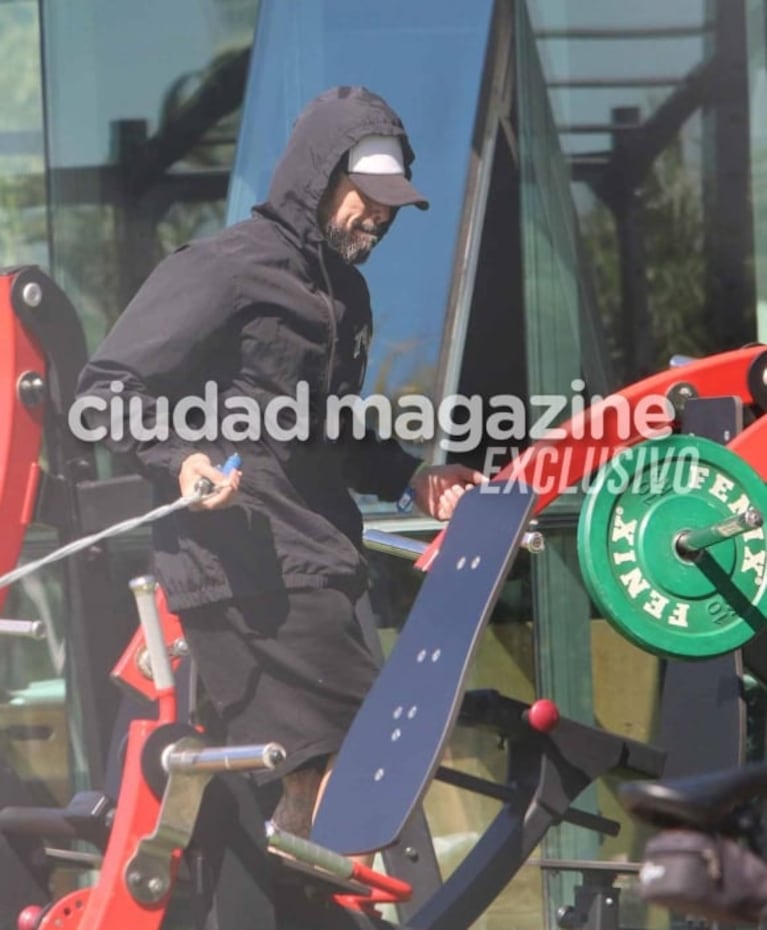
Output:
(348, 173), (429, 211)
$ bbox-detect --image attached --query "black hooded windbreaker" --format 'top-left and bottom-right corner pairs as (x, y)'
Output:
(76, 86), (422, 611)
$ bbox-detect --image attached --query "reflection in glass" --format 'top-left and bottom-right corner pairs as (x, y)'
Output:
(228, 0), (493, 399)
(526, 0), (758, 382)
(40, 0), (258, 350)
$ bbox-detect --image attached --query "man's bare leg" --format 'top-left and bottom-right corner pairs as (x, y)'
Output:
(270, 757), (373, 866)
(271, 767), (323, 838)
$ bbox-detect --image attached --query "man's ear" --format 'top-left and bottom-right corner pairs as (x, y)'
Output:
(317, 160), (346, 228)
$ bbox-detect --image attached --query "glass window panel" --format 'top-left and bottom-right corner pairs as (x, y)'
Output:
(42, 0), (252, 167)
(1, 552), (72, 803)
(0, 0), (260, 798)
(40, 0), (259, 350)
(516, 3), (762, 923)
(747, 0), (767, 337)
(1, 4), (761, 926)
(526, 0), (751, 384)
(0, 0), (47, 269)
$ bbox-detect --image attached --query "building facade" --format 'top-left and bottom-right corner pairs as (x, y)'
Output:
(2, 1), (766, 926)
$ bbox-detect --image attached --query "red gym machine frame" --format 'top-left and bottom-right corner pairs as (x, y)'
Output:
(3, 263), (767, 928)
(0, 272), (44, 614)
(417, 345), (767, 570)
(0, 268), (413, 929)
(22, 581), (411, 930)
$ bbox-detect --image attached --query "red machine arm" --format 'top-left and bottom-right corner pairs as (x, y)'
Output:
(0, 271), (45, 612)
(416, 346), (767, 570)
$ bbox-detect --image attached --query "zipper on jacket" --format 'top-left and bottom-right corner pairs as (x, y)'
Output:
(318, 242), (338, 395)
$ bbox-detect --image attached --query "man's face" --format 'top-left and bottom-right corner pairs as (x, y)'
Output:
(319, 174), (394, 265)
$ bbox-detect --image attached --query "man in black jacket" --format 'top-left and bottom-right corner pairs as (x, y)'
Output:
(76, 86), (483, 837)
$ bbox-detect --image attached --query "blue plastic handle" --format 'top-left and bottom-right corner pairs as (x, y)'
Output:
(219, 453), (242, 476)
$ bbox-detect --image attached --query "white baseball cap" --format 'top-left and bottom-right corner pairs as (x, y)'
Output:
(346, 134), (429, 211)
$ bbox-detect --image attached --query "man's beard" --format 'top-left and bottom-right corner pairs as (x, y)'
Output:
(323, 220), (386, 265)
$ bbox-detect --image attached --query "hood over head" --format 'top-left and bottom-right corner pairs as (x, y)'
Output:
(259, 86), (427, 246)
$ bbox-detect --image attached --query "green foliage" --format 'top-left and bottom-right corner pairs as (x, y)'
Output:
(581, 136), (713, 377)
(0, 3), (47, 269)
(0, 173), (46, 267)
(0, 2), (43, 132)
(51, 205), (123, 350)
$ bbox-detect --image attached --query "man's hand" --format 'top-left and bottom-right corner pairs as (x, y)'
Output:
(179, 453), (241, 511)
(410, 464), (486, 521)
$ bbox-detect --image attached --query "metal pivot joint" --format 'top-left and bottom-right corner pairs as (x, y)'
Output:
(125, 735), (286, 905)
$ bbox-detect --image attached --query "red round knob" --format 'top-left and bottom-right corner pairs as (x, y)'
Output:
(17, 906), (43, 930)
(527, 699), (560, 732)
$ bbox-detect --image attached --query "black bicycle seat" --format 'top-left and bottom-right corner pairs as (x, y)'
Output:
(620, 761), (767, 830)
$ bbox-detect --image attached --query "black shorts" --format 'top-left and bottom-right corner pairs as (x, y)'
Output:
(179, 588), (379, 783)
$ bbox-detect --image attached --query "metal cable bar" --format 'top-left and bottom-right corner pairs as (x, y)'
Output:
(163, 741), (286, 773)
(0, 495), (198, 591)
(0, 471), (236, 592)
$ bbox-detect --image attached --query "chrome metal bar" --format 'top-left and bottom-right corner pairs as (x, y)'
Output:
(363, 529), (427, 560)
(363, 528), (545, 559)
(0, 619), (45, 639)
(44, 847), (102, 868)
(129, 576), (174, 691)
(163, 741), (286, 773)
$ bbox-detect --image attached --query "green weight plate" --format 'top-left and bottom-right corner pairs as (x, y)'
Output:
(578, 435), (767, 659)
